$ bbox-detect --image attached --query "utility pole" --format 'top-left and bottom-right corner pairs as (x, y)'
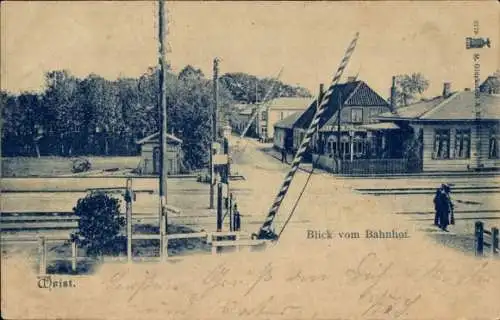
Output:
(158, 0), (168, 258)
(213, 57), (220, 141)
(336, 92), (342, 158)
(210, 58), (220, 209)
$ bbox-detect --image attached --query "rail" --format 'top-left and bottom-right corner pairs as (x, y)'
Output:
(474, 221), (499, 256)
(1, 231), (267, 275)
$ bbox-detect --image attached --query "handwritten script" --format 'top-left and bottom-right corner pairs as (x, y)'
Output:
(98, 252), (496, 319)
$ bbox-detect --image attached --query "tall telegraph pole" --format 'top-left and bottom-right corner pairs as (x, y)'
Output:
(158, 0), (168, 257)
(210, 58), (220, 208)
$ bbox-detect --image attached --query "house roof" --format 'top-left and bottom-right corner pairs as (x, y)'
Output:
(376, 91), (500, 121)
(299, 80), (390, 131)
(480, 75), (500, 93)
(136, 132), (183, 145)
(266, 97), (315, 110)
(274, 110), (305, 129)
(358, 122), (400, 130)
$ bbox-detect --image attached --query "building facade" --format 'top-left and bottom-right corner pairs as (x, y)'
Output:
(273, 110), (305, 151)
(376, 88), (500, 172)
(263, 97), (313, 141)
(290, 79), (392, 163)
(136, 133), (183, 175)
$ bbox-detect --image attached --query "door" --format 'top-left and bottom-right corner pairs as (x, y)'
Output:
(153, 147), (160, 174)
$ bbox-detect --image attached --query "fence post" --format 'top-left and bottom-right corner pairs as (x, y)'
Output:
(126, 187), (133, 263)
(492, 227), (499, 255)
(229, 193), (233, 232)
(475, 221), (484, 256)
(217, 183), (223, 232)
(71, 240), (77, 273)
(163, 233), (169, 259)
(38, 236), (47, 275)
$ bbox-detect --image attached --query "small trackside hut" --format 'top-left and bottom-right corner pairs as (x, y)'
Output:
(136, 132), (183, 175)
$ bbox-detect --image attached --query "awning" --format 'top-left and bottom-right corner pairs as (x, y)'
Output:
(358, 122), (400, 131)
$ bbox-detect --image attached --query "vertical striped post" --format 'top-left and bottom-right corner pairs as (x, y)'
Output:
(254, 33), (360, 240)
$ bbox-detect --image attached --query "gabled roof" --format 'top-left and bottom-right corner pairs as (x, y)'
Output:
(266, 97), (315, 110)
(274, 110), (305, 129)
(376, 91), (500, 121)
(480, 75), (500, 93)
(136, 132), (183, 145)
(295, 80), (390, 130)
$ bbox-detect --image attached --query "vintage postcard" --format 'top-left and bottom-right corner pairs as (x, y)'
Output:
(1, 1), (499, 319)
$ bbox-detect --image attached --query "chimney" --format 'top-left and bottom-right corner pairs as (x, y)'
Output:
(319, 83), (325, 100)
(390, 76), (397, 111)
(347, 76), (357, 83)
(442, 82), (451, 98)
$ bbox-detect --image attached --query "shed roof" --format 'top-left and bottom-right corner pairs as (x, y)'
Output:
(136, 132), (183, 145)
(376, 91), (500, 121)
(274, 110), (305, 129)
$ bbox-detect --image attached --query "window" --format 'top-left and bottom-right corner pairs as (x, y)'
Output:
(327, 135), (337, 156)
(433, 129), (450, 159)
(280, 112), (284, 120)
(353, 136), (365, 156)
(490, 129), (498, 159)
(368, 108), (381, 123)
(261, 127), (267, 138)
(351, 108), (363, 123)
(454, 129), (470, 159)
(340, 135), (350, 158)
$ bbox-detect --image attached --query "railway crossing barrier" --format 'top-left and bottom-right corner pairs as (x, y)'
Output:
(474, 221), (499, 256)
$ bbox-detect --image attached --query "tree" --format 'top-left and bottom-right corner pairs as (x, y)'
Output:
(42, 70), (81, 155)
(219, 72), (312, 104)
(392, 73), (430, 107)
(71, 192), (125, 258)
(178, 65), (205, 81)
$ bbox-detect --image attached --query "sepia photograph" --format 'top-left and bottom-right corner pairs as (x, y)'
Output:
(1, 1), (499, 319)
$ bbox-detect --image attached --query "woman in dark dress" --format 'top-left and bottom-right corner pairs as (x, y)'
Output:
(435, 184), (453, 231)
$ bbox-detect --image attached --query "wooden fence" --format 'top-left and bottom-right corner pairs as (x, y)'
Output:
(312, 154), (422, 175)
(1, 231), (268, 275)
(474, 221), (499, 256)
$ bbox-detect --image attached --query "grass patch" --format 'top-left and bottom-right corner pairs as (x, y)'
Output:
(2, 156), (141, 177)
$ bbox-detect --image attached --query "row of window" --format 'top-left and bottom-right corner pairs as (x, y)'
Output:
(347, 107), (386, 124)
(433, 129), (498, 159)
(324, 136), (365, 157)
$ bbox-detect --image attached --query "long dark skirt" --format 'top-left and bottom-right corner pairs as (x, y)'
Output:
(438, 209), (450, 229)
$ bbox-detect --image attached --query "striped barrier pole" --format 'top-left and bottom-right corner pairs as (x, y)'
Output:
(254, 32), (360, 240)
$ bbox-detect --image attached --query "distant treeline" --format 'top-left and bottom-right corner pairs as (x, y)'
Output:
(1, 65), (311, 169)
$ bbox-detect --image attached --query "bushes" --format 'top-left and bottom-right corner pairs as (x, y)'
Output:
(71, 191), (125, 257)
(72, 157), (91, 173)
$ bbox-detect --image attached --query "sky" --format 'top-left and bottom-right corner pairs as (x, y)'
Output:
(1, 1), (499, 98)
